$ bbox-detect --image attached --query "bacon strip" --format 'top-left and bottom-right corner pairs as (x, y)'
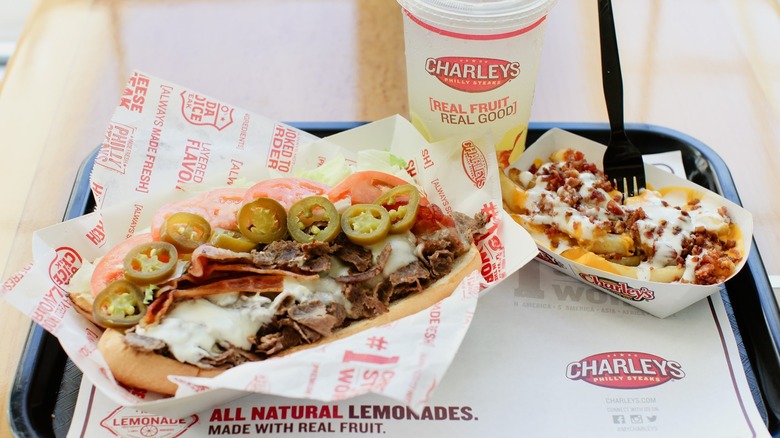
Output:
(189, 245), (254, 277)
(207, 264), (319, 280)
(172, 275), (285, 299)
(143, 289), (174, 325)
(142, 274), (292, 324)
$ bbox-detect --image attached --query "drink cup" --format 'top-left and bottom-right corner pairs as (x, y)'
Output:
(398, 0), (558, 167)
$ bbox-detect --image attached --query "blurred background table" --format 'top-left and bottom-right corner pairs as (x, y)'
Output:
(1, 0), (778, 434)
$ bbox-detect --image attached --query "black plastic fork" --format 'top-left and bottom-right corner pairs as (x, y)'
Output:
(598, 0), (646, 199)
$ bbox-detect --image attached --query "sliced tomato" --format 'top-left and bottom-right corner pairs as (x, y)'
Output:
(90, 233), (153, 298)
(243, 178), (330, 209)
(411, 204), (456, 235)
(327, 171), (427, 205)
(203, 187), (248, 229)
(151, 188), (246, 240)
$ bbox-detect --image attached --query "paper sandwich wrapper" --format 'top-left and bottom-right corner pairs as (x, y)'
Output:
(1, 71), (539, 418)
(506, 128), (754, 319)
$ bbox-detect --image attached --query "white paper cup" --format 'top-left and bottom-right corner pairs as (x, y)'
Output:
(398, 0), (558, 168)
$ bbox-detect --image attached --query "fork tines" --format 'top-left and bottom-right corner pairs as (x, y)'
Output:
(613, 175), (641, 200)
(604, 146), (646, 201)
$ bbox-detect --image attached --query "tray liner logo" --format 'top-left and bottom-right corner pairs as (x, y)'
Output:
(100, 407), (198, 437)
(567, 351), (684, 389)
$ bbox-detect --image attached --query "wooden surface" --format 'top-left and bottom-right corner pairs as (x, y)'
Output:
(1, 0), (778, 434)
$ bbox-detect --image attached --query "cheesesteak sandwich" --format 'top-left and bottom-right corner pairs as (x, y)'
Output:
(68, 171), (486, 395)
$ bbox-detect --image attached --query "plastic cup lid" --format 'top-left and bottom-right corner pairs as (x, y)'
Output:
(398, 0), (559, 31)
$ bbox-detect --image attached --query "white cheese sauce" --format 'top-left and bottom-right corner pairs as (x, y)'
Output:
(521, 163), (609, 244)
(517, 159), (732, 275)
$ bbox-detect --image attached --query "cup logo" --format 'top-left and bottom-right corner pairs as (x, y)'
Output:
(566, 352), (685, 389)
(425, 57), (520, 92)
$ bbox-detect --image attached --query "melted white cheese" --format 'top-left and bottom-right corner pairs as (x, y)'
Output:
(282, 277), (352, 312)
(328, 257), (351, 278)
(137, 278), (357, 365)
(368, 232), (418, 276)
(136, 295), (274, 365)
(137, 235), (420, 365)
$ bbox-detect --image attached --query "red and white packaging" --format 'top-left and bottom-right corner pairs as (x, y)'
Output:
(1, 71), (538, 417)
(505, 128), (754, 318)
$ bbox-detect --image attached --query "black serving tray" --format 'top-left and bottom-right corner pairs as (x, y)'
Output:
(9, 122), (780, 437)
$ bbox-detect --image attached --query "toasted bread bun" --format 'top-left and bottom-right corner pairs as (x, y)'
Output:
(98, 245), (482, 396)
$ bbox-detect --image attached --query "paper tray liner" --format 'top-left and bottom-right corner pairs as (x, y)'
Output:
(9, 122), (780, 436)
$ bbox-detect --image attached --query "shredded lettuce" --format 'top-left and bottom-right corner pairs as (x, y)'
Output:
(65, 258), (98, 297)
(356, 150), (414, 184)
(295, 155), (354, 186)
(143, 284), (159, 304)
(294, 150), (414, 186)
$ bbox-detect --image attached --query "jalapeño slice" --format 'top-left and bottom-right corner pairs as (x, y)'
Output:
(161, 212), (212, 253)
(209, 228), (258, 252)
(237, 197), (288, 243)
(287, 196), (340, 243)
(92, 279), (147, 329)
(341, 203), (391, 245)
(123, 241), (178, 285)
(374, 184), (421, 234)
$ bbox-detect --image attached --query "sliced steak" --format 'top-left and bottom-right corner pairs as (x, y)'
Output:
(343, 283), (388, 319)
(335, 244), (392, 283)
(253, 326), (304, 356)
(427, 249), (455, 279)
(377, 260), (430, 303)
(124, 332), (167, 353)
(200, 347), (261, 367)
(334, 236), (374, 272)
(252, 240), (333, 274)
(280, 318), (324, 344)
(287, 300), (347, 338)
(453, 211), (489, 246)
